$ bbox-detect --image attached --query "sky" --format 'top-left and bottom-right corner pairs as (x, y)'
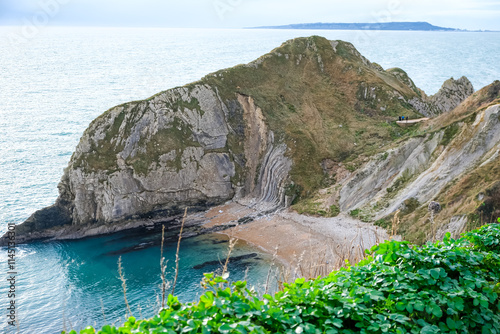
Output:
(0, 0), (499, 31)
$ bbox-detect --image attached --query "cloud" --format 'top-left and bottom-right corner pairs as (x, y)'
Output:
(0, 0), (498, 30)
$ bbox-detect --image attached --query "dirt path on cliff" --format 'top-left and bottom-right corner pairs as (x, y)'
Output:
(201, 202), (389, 277)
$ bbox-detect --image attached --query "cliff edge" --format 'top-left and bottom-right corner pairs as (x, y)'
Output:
(1, 36), (479, 244)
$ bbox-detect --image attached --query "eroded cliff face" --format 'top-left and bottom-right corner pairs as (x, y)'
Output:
(339, 132), (443, 212)
(382, 104), (500, 215)
(235, 95), (292, 212)
(340, 103), (500, 216)
(13, 83), (293, 242)
(326, 82), (500, 243)
(5, 36), (485, 244)
(66, 85), (235, 225)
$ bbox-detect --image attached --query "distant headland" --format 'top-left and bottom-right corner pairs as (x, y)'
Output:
(248, 21), (489, 32)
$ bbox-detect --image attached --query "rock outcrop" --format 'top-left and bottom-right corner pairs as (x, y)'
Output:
(3, 36), (490, 245)
(13, 83), (288, 242)
(409, 76), (474, 116)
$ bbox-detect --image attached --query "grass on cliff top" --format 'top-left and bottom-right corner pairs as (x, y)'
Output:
(73, 88), (208, 176)
(73, 36), (424, 200)
(65, 223), (500, 334)
(201, 36), (421, 196)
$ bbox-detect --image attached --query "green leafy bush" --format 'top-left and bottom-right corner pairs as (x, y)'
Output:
(386, 169), (412, 194)
(293, 200), (339, 217)
(374, 218), (390, 228)
(349, 208), (372, 222)
(464, 223), (500, 254)
(345, 164), (356, 172)
(65, 224), (500, 334)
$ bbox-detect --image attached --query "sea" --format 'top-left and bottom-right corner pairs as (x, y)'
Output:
(0, 27), (499, 333)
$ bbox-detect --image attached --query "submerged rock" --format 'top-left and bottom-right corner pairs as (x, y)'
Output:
(192, 253), (259, 270)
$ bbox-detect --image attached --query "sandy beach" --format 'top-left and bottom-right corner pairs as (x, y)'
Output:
(201, 202), (390, 277)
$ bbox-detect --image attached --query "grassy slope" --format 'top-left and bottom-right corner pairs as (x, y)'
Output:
(69, 37), (500, 243)
(201, 36), (421, 197)
(70, 36), (423, 201)
(284, 78), (500, 243)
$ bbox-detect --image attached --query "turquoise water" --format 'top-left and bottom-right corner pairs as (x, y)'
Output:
(1, 27), (500, 333)
(2, 227), (272, 333)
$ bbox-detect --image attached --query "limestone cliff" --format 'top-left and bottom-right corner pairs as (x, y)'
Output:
(2, 36), (484, 244)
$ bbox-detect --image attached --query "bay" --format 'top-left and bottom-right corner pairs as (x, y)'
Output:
(0, 27), (499, 333)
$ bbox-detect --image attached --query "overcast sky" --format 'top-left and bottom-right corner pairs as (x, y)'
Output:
(0, 0), (499, 31)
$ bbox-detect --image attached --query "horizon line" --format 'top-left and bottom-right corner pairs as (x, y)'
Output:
(0, 23), (497, 32)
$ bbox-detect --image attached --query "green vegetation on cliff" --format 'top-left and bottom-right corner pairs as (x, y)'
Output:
(201, 36), (421, 196)
(15, 35), (489, 246)
(65, 223), (500, 333)
(75, 36), (423, 197)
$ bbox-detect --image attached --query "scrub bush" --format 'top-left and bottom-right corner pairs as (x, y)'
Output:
(65, 223), (500, 334)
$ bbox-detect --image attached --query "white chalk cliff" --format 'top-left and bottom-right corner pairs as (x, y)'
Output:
(4, 36), (490, 245)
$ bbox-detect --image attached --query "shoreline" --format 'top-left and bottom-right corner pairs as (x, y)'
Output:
(2, 200), (389, 277)
(201, 202), (389, 275)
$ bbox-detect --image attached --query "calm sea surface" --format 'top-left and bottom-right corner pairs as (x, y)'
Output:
(0, 27), (499, 333)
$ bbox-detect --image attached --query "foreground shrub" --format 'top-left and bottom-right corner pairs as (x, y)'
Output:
(66, 223), (500, 334)
(464, 223), (500, 254)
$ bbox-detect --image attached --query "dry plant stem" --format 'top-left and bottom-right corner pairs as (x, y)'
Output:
(359, 228), (365, 250)
(295, 251), (305, 279)
(171, 208), (187, 296)
(265, 245), (279, 295)
(243, 266), (249, 283)
(100, 298), (106, 322)
(430, 211), (435, 242)
(160, 224), (167, 309)
(308, 227), (313, 278)
(222, 238), (237, 277)
(118, 256), (132, 317)
(138, 304), (143, 320)
(15, 311), (20, 334)
(276, 265), (288, 291)
(392, 210), (400, 239)
(62, 305), (67, 334)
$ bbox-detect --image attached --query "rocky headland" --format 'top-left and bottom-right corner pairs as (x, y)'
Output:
(3, 36), (499, 255)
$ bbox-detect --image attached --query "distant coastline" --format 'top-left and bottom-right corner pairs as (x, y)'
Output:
(248, 21), (493, 32)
